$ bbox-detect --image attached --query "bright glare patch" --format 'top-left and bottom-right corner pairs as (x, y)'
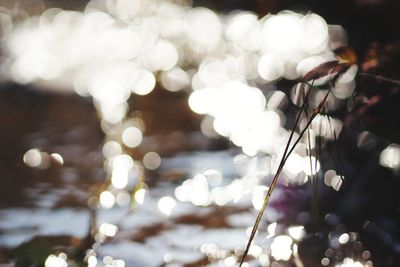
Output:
(130, 69), (156, 96)
(100, 190), (116, 209)
(23, 148), (42, 168)
(226, 12), (261, 51)
(188, 89), (210, 114)
(114, 259), (126, 267)
(267, 222), (277, 236)
(160, 67), (190, 92)
(200, 243), (218, 255)
(5, 4), (339, 162)
(285, 153), (304, 175)
(163, 252), (174, 263)
(103, 141), (122, 159)
(112, 154), (134, 170)
(143, 152), (162, 170)
(262, 13), (303, 53)
(270, 235), (293, 261)
(99, 223), (118, 237)
(249, 245), (263, 257)
(111, 168), (128, 189)
(224, 256), (237, 266)
(336, 258), (364, 267)
(339, 233), (350, 244)
(185, 7), (222, 52)
(175, 174), (212, 206)
(109, 154), (135, 190)
(158, 196), (176, 216)
(175, 181), (191, 202)
(267, 90), (287, 110)
(114, 0), (141, 21)
(336, 65), (358, 84)
(88, 255), (97, 267)
(50, 153), (64, 165)
(258, 53), (284, 81)
(203, 169), (223, 186)
(143, 40), (179, 71)
(103, 256), (113, 265)
(321, 257), (330, 266)
(122, 127), (143, 148)
(301, 14), (329, 54)
(134, 188), (146, 205)
(252, 186), (268, 211)
(329, 25), (348, 49)
(311, 114), (343, 140)
(303, 156), (321, 175)
(324, 169), (337, 187)
(259, 254), (270, 266)
(45, 254), (67, 267)
(189, 81), (280, 155)
(331, 175), (343, 191)
(211, 187), (230, 206)
(288, 225), (305, 240)
(116, 191), (131, 206)
(191, 174), (212, 206)
(100, 102), (128, 124)
(380, 144), (400, 170)
(333, 79), (356, 99)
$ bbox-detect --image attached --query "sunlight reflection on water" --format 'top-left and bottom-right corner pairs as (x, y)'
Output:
(0, 0), (364, 266)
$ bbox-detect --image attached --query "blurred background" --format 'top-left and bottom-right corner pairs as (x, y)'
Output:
(0, 0), (399, 266)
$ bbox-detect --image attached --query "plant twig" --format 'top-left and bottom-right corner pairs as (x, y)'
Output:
(326, 115), (345, 181)
(359, 72), (400, 86)
(303, 92), (320, 230)
(239, 83), (330, 267)
(238, 82), (311, 266)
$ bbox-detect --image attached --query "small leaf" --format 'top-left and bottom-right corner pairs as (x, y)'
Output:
(333, 46), (357, 64)
(301, 61), (352, 82)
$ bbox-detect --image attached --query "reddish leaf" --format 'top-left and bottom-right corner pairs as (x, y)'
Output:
(301, 61), (352, 82)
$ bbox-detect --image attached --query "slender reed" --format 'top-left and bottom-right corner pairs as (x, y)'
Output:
(239, 82), (330, 266)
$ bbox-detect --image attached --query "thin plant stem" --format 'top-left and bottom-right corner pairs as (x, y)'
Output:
(326, 115), (345, 181)
(239, 84), (330, 267)
(238, 82), (312, 266)
(359, 72), (400, 86)
(283, 89), (330, 164)
(303, 87), (320, 230)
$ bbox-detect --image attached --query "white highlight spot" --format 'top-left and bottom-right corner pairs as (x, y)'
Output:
(158, 196), (176, 216)
(271, 235), (293, 261)
(380, 144), (400, 170)
(45, 254), (67, 267)
(143, 152), (162, 170)
(100, 191), (116, 209)
(99, 223), (118, 237)
(288, 225), (305, 240)
(122, 127), (142, 148)
(23, 149), (42, 168)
